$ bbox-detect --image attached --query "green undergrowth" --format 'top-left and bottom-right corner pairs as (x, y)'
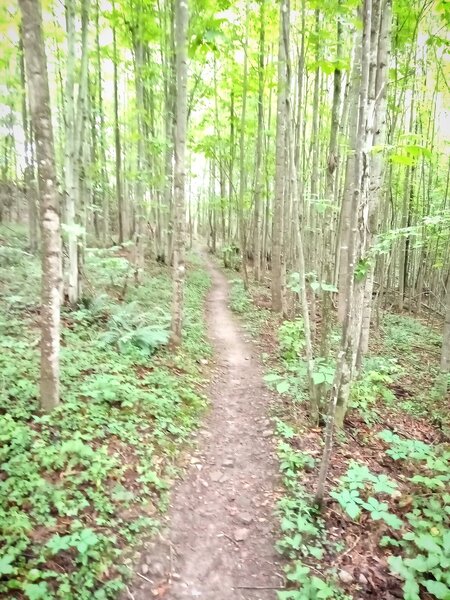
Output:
(379, 314), (448, 432)
(0, 226), (211, 599)
(225, 265), (449, 600)
(218, 260), (271, 336)
(275, 423), (351, 600)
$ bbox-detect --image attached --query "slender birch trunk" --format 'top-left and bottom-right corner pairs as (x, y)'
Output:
(170, 0), (188, 345)
(253, 0), (265, 282)
(19, 0), (62, 411)
(112, 2), (125, 243)
(271, 0), (289, 313)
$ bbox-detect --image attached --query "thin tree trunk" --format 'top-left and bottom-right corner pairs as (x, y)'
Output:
(170, 0), (188, 345)
(19, 32), (39, 253)
(357, 0), (392, 363)
(63, 0), (78, 304)
(19, 0), (62, 411)
(238, 3), (250, 289)
(112, 1), (125, 243)
(133, 13), (147, 281)
(253, 0), (265, 282)
(271, 0), (289, 313)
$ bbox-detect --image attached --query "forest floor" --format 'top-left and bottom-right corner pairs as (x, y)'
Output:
(1, 228), (449, 600)
(224, 266), (449, 600)
(125, 254), (283, 600)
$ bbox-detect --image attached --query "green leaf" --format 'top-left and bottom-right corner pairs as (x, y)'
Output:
(320, 282), (338, 293)
(277, 592), (302, 600)
(24, 582), (50, 600)
(286, 561), (310, 583)
(75, 528), (98, 553)
(372, 474), (398, 495)
(27, 569), (42, 582)
(423, 580), (450, 599)
(345, 500), (361, 520)
(46, 534), (72, 554)
(415, 534), (442, 554)
(381, 512), (404, 530)
(405, 554), (429, 573)
(403, 578), (421, 600)
(312, 371), (326, 385)
(0, 554), (15, 576)
(389, 555), (412, 581)
(308, 545), (324, 559)
(442, 531), (450, 556)
(276, 380), (290, 394)
(264, 373), (283, 383)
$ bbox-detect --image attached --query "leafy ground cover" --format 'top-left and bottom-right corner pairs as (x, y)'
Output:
(0, 226), (211, 600)
(226, 268), (449, 600)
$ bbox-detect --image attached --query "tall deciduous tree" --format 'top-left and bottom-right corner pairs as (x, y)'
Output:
(170, 0), (188, 345)
(316, 0), (392, 503)
(19, 0), (62, 411)
(271, 0), (289, 313)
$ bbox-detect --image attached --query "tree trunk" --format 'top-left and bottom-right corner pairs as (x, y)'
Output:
(95, 0), (108, 244)
(434, 270), (450, 399)
(238, 3), (250, 289)
(133, 18), (147, 281)
(112, 1), (125, 243)
(336, 30), (363, 323)
(358, 0), (392, 363)
(170, 0), (188, 345)
(19, 32), (39, 253)
(253, 0), (265, 282)
(271, 0), (289, 313)
(19, 0), (62, 411)
(63, 0), (78, 304)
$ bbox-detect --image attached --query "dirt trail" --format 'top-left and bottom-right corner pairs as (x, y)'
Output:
(127, 256), (282, 600)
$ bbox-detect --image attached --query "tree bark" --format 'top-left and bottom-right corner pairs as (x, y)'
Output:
(253, 0), (265, 282)
(19, 32), (39, 253)
(19, 0), (62, 411)
(441, 276), (450, 372)
(112, 1), (125, 243)
(271, 0), (289, 313)
(132, 10), (147, 281)
(170, 0), (188, 345)
(357, 0), (392, 363)
(63, 0), (78, 304)
(238, 3), (250, 289)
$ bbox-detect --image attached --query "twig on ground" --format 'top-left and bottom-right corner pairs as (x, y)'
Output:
(339, 534), (361, 558)
(126, 586), (136, 600)
(235, 584), (281, 590)
(137, 572), (154, 585)
(219, 532), (239, 547)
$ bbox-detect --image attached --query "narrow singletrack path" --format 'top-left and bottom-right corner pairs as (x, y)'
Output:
(128, 256), (282, 599)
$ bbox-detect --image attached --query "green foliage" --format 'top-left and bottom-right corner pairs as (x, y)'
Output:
(330, 461), (402, 527)
(350, 356), (401, 423)
(278, 319), (306, 361)
(378, 431), (450, 600)
(382, 314), (441, 353)
(264, 367), (307, 399)
(275, 426), (348, 599)
(0, 244), (32, 267)
(226, 275), (270, 335)
(288, 272), (338, 295)
(100, 302), (170, 354)
(228, 278), (251, 313)
(0, 241), (211, 598)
